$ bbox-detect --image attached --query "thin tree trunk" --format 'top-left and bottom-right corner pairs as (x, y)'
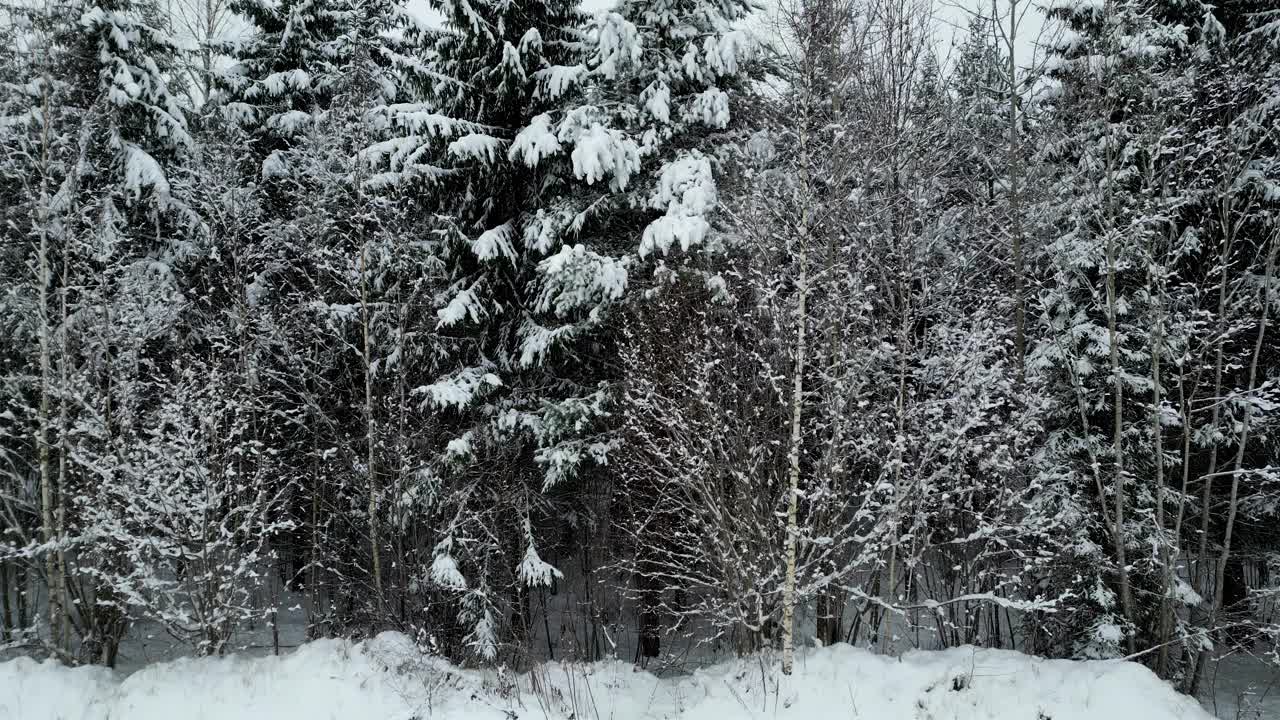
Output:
(1104, 132), (1136, 655)
(35, 85), (63, 654)
(883, 287), (911, 655)
(782, 231), (806, 676)
(1171, 374), (1193, 606)
(781, 44), (821, 670)
(999, 0), (1026, 381)
(781, 111), (813, 672)
(308, 427), (321, 634)
(1151, 259), (1169, 675)
(1192, 239), (1276, 693)
(203, 0), (216, 100)
(360, 244), (384, 613)
(1147, 191), (1175, 676)
(394, 269), (409, 622)
(307, 338), (322, 633)
(56, 242), (73, 653)
(99, 301), (122, 667)
(1186, 195), (1241, 694)
(1194, 240), (1233, 603)
(16, 565), (28, 632)
(0, 562), (11, 642)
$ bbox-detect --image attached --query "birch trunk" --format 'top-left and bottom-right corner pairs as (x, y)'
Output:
(781, 205), (808, 677)
(35, 85), (64, 654)
(781, 92), (814, 672)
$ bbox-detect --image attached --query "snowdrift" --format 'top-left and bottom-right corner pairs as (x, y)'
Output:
(0, 633), (1214, 720)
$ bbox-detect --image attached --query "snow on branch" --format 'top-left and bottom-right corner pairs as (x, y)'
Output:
(639, 152), (716, 257)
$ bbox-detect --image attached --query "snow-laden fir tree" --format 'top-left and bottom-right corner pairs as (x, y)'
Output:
(1164, 0), (1280, 689)
(207, 0), (425, 634)
(1025, 0), (1272, 668)
(217, 0), (374, 195)
(1031, 0), (1179, 661)
(1028, 3), (1280, 681)
(360, 0), (757, 660)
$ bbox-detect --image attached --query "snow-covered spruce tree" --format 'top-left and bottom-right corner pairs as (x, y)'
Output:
(951, 3), (1051, 373)
(1168, 1), (1280, 691)
(217, 0), (367, 206)
(57, 0), (271, 665)
(947, 15), (1007, 209)
(571, 0), (760, 664)
(362, 0), (593, 662)
(64, 0), (206, 665)
(1027, 0), (1228, 665)
(361, 0), (756, 661)
(1030, 0), (1163, 661)
(1027, 1), (1279, 680)
(209, 0), (423, 634)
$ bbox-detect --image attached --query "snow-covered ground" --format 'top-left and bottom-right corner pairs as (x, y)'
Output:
(1, 633), (1216, 720)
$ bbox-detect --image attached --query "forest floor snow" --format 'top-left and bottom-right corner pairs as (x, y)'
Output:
(0, 632), (1220, 720)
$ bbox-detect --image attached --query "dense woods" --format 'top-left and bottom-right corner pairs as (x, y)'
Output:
(1, 0), (1277, 700)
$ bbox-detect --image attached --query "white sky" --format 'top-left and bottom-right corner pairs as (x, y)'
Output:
(1, 0), (1048, 67)
(404, 0), (1050, 69)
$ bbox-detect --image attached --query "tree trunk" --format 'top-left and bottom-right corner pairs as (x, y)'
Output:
(56, 247), (73, 653)
(1103, 126), (1136, 655)
(1000, 0), (1026, 381)
(0, 561), (11, 642)
(35, 85), (63, 655)
(15, 565), (28, 634)
(637, 559), (661, 661)
(781, 203), (808, 676)
(360, 244), (384, 613)
(1150, 214), (1170, 676)
(308, 422), (321, 634)
(1186, 190), (1247, 695)
(1192, 240), (1276, 693)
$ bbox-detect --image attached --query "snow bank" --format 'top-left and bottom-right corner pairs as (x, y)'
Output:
(1, 634), (1215, 720)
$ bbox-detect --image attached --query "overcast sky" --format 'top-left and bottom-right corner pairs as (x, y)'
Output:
(405, 0), (1050, 67)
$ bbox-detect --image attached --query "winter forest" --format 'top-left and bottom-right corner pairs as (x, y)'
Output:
(0, 0), (1279, 713)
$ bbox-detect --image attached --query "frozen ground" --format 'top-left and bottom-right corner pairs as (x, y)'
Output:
(0, 632), (1217, 720)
